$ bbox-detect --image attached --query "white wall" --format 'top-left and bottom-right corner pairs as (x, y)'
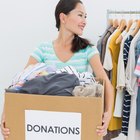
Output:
(0, 0), (140, 139)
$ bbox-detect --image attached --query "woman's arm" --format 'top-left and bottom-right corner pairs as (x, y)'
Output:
(1, 56), (38, 139)
(89, 54), (114, 136)
(24, 56), (39, 69)
(1, 109), (10, 139)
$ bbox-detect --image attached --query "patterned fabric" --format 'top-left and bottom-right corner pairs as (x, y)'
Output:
(31, 42), (99, 73)
(134, 56), (140, 78)
(123, 35), (134, 67)
(136, 88), (140, 130)
(121, 35), (133, 136)
(135, 36), (140, 62)
(134, 55), (140, 130)
(56, 66), (96, 86)
(134, 64), (140, 77)
(10, 63), (56, 90)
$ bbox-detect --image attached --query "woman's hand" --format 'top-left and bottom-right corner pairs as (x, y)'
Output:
(96, 111), (111, 136)
(1, 113), (10, 139)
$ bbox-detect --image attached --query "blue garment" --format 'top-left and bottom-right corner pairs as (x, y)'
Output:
(123, 35), (134, 68)
(136, 87), (140, 130)
(135, 36), (140, 61)
(135, 35), (140, 130)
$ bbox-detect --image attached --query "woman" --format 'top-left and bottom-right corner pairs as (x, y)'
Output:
(1, 0), (114, 138)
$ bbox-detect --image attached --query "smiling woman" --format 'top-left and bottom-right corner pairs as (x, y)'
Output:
(1, 0), (114, 139)
(56, 2), (87, 35)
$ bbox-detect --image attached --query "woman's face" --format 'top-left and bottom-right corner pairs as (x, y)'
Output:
(63, 3), (87, 36)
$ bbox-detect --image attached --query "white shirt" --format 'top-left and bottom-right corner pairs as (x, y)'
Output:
(103, 29), (118, 70)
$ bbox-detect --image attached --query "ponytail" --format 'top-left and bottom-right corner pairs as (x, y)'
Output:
(71, 35), (93, 52)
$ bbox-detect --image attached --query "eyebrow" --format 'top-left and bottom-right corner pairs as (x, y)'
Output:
(77, 11), (87, 16)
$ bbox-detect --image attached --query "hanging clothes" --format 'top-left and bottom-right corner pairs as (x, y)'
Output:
(134, 37), (140, 130)
(100, 28), (121, 140)
(115, 23), (140, 140)
(121, 35), (134, 136)
(103, 29), (118, 80)
(97, 25), (112, 54)
(125, 31), (139, 140)
(116, 21), (137, 89)
(113, 30), (127, 117)
(100, 26), (117, 64)
(111, 31), (139, 140)
(103, 28), (122, 131)
(136, 87), (140, 129)
(115, 22), (137, 118)
(102, 10), (140, 140)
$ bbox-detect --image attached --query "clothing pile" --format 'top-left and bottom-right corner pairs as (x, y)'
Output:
(6, 63), (103, 97)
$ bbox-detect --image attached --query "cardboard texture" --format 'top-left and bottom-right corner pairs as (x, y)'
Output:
(5, 88), (104, 140)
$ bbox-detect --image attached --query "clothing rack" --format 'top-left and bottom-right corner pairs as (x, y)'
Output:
(107, 9), (140, 20)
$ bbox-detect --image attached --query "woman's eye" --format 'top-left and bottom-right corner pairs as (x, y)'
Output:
(78, 14), (87, 19)
(78, 14), (83, 17)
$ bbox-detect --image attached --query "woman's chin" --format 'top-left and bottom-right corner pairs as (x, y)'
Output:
(77, 32), (83, 36)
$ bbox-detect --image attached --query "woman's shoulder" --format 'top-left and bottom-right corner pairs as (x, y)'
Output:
(80, 45), (98, 52)
(35, 42), (53, 52)
(83, 45), (99, 57)
(38, 41), (53, 48)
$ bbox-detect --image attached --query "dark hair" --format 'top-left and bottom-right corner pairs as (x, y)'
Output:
(55, 0), (93, 52)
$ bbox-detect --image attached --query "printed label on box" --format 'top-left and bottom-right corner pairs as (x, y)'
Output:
(25, 110), (81, 140)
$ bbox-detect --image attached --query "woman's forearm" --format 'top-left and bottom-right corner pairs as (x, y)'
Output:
(104, 79), (114, 115)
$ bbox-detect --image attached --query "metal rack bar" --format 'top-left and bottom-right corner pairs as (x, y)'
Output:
(107, 9), (140, 20)
(107, 10), (140, 15)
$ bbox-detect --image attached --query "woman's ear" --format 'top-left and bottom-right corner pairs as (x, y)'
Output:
(59, 13), (67, 24)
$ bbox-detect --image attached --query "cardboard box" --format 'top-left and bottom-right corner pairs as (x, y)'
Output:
(5, 86), (104, 140)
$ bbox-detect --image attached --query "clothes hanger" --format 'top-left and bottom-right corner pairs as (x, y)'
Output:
(113, 19), (119, 28)
(107, 19), (113, 26)
(116, 19), (133, 44)
(116, 19), (127, 44)
(130, 12), (140, 37)
(125, 19), (133, 32)
(118, 19), (127, 31)
(131, 20), (140, 37)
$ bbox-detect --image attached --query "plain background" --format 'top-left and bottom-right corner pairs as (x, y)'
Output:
(0, 0), (140, 139)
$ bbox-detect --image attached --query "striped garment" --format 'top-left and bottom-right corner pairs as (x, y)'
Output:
(121, 35), (133, 136)
(134, 55), (140, 86)
(31, 42), (99, 73)
(10, 63), (56, 90)
(56, 65), (96, 86)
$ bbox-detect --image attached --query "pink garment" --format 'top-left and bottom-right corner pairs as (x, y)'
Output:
(134, 55), (140, 86)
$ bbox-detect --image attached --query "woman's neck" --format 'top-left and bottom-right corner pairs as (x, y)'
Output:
(55, 29), (75, 48)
